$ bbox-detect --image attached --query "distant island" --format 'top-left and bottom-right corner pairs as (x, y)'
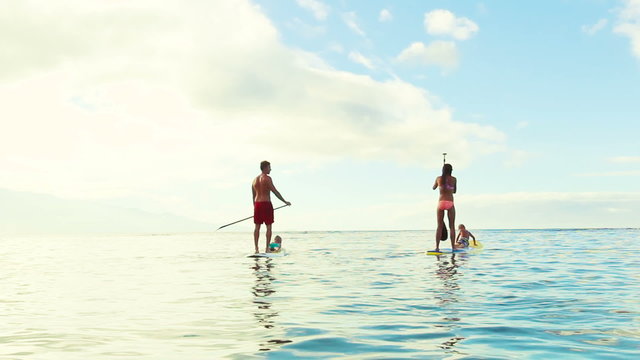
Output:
(0, 188), (212, 235)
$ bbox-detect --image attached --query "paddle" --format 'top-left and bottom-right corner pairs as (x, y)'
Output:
(440, 220), (448, 240)
(216, 204), (290, 230)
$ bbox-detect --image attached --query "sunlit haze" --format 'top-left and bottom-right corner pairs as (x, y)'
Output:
(1, 0), (639, 233)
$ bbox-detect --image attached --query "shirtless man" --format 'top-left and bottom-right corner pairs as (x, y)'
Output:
(252, 161), (291, 253)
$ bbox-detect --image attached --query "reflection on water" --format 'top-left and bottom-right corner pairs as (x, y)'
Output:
(3, 230), (639, 358)
(435, 253), (461, 305)
(251, 258), (276, 329)
(434, 253), (466, 353)
(250, 258), (292, 351)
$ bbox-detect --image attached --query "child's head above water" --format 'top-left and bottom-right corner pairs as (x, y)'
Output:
(269, 235), (282, 251)
(458, 224), (466, 231)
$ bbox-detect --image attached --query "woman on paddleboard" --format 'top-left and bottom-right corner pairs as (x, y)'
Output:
(432, 163), (456, 252)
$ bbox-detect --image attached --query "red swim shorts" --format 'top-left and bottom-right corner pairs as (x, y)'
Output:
(254, 202), (274, 225)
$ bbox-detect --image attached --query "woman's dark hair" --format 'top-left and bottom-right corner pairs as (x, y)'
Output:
(441, 163), (453, 187)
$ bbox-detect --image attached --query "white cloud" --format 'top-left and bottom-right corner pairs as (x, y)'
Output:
(379, 9), (393, 22)
(348, 51), (375, 69)
(576, 170), (640, 177)
(614, 0), (640, 60)
(609, 156), (640, 163)
(0, 0), (505, 221)
(504, 150), (535, 168)
(396, 41), (459, 70)
(328, 42), (345, 53)
(605, 207), (631, 213)
(455, 192), (640, 228)
(477, 3), (489, 15)
(516, 121), (529, 129)
(424, 9), (479, 40)
(287, 18), (326, 37)
(296, 0), (329, 21)
(343, 12), (366, 37)
(461, 191), (640, 205)
(582, 18), (608, 35)
(618, 0), (640, 18)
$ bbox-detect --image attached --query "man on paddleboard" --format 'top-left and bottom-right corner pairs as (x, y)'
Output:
(252, 161), (291, 253)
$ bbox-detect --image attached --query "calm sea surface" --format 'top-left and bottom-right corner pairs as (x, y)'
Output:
(1, 229), (639, 359)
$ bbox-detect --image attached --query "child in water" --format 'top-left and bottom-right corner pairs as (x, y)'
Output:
(268, 235), (283, 253)
(455, 224), (477, 249)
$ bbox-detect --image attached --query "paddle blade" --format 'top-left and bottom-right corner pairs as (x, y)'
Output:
(440, 226), (448, 240)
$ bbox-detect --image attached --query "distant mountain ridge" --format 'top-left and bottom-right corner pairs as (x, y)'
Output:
(0, 188), (212, 234)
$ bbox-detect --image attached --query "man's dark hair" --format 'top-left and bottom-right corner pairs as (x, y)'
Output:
(260, 161), (270, 171)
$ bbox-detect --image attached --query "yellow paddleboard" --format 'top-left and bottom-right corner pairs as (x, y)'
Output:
(469, 240), (483, 249)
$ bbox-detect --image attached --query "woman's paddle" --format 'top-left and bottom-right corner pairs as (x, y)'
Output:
(216, 204), (290, 230)
(440, 220), (448, 240)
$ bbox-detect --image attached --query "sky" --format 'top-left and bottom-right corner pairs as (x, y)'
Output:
(1, 0), (639, 233)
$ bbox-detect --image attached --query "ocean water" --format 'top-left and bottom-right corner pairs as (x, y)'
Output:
(1, 229), (639, 359)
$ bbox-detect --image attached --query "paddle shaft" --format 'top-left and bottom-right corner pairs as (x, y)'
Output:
(216, 204), (290, 230)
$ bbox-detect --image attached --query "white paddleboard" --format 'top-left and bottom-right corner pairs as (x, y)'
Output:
(247, 249), (286, 258)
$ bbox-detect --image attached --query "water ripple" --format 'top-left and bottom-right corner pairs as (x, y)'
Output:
(1, 229), (639, 358)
